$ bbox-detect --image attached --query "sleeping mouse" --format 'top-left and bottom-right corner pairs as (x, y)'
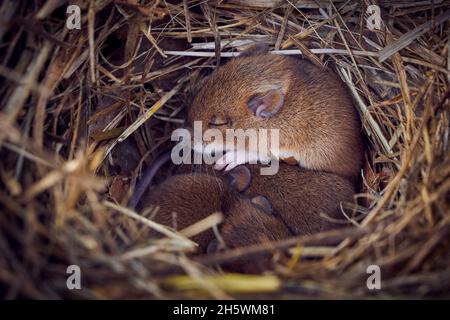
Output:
(187, 44), (363, 181)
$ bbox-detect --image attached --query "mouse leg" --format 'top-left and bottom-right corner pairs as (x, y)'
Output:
(214, 149), (271, 171)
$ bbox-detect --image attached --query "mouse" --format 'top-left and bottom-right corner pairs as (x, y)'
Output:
(136, 170), (291, 254)
(176, 163), (356, 236)
(230, 164), (355, 234)
(186, 44), (363, 181)
(130, 150), (355, 238)
(129, 157), (353, 272)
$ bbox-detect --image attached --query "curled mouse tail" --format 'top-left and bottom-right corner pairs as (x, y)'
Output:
(128, 151), (172, 210)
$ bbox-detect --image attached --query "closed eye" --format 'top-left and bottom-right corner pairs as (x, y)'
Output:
(209, 115), (229, 126)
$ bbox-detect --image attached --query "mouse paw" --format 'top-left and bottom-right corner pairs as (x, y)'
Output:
(214, 150), (260, 171)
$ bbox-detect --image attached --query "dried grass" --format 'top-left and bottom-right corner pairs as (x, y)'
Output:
(0, 0), (449, 299)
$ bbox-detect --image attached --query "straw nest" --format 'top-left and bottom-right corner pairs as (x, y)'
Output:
(0, 0), (449, 299)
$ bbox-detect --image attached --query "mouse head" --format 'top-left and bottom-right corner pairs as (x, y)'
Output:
(187, 45), (292, 154)
(205, 191), (289, 274)
(206, 193), (278, 254)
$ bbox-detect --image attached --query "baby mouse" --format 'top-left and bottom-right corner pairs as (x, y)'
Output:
(178, 163), (355, 235)
(187, 44), (363, 181)
(230, 164), (356, 235)
(137, 171), (291, 253)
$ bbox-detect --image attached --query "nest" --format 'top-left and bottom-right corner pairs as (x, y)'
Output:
(0, 0), (449, 299)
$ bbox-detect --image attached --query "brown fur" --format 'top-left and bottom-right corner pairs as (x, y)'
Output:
(245, 164), (355, 234)
(177, 163), (355, 236)
(218, 197), (291, 273)
(137, 164), (353, 272)
(139, 172), (290, 253)
(187, 49), (363, 180)
(135, 48), (362, 270)
(139, 173), (232, 250)
(222, 197), (291, 247)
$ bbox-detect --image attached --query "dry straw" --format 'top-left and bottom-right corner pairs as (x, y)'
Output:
(0, 0), (449, 299)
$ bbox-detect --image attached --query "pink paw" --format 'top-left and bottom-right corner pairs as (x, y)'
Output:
(214, 150), (260, 171)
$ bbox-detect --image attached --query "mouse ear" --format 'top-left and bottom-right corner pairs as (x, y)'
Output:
(247, 87), (284, 118)
(239, 43), (269, 58)
(251, 195), (274, 215)
(225, 165), (252, 192)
